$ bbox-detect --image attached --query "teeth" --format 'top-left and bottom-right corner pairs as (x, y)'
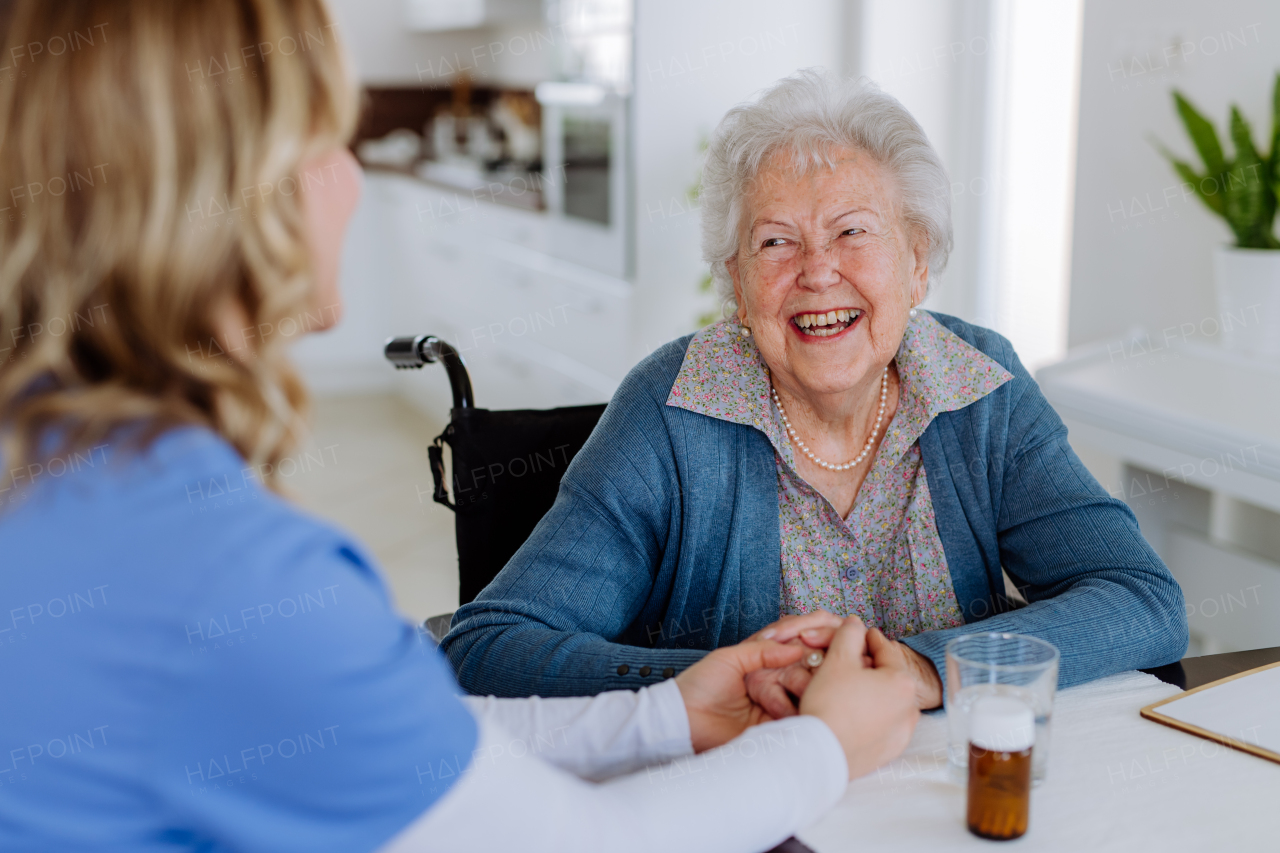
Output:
(794, 310), (860, 330)
(793, 309), (864, 336)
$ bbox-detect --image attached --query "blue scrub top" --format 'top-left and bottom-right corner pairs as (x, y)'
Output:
(0, 427), (477, 852)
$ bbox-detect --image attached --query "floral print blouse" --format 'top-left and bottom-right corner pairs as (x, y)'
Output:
(665, 313), (1012, 640)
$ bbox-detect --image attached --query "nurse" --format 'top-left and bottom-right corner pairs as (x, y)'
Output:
(0, 2), (918, 851)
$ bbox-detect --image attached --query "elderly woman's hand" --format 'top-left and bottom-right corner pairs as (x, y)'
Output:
(866, 628), (943, 709)
(741, 611), (942, 714)
(674, 637), (806, 752)
(742, 610), (851, 719)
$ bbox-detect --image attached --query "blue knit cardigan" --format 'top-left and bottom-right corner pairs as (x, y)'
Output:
(442, 313), (1189, 697)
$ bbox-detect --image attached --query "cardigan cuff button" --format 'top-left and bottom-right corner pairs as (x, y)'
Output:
(617, 664), (630, 676)
(639, 666), (652, 677)
(662, 667), (675, 678)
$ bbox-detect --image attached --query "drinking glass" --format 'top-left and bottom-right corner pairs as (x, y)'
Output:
(945, 633), (1060, 783)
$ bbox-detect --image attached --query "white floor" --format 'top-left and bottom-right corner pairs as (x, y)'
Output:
(287, 393), (459, 625)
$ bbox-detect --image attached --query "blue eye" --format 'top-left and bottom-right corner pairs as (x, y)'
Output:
(842, 228), (864, 236)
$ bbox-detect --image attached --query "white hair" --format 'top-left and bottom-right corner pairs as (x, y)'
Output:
(700, 69), (953, 316)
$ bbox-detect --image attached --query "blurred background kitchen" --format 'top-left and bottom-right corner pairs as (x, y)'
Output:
(276, 0), (1280, 658)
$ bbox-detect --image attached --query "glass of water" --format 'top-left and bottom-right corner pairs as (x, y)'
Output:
(945, 633), (1059, 784)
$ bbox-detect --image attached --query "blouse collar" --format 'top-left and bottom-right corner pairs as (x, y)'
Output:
(665, 312), (1013, 469)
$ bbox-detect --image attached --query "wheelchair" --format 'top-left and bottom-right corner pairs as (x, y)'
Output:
(384, 334), (607, 640)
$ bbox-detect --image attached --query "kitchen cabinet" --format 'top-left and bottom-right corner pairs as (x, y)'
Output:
(403, 0), (541, 32)
(359, 172), (633, 412)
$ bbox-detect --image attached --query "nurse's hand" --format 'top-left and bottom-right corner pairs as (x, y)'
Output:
(801, 619), (920, 779)
(742, 610), (858, 719)
(674, 638), (805, 752)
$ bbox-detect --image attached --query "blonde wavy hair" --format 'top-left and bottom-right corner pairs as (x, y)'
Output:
(0, 0), (357, 497)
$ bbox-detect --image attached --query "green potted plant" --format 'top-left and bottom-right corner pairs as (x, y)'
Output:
(1159, 76), (1280, 358)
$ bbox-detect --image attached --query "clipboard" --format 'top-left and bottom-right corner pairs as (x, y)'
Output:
(1141, 660), (1280, 766)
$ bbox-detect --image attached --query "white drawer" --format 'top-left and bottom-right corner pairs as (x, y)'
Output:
(458, 341), (610, 409)
(480, 240), (631, 379)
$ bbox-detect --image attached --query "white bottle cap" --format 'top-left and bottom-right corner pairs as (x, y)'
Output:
(969, 696), (1035, 752)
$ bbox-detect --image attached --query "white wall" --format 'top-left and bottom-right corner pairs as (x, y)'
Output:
(1062, 1), (1280, 654)
(290, 172), (399, 395)
(327, 0), (551, 86)
(318, 0), (1083, 382)
(860, 0), (1084, 372)
(625, 0), (1017, 357)
(629, 0), (845, 358)
(991, 0), (1083, 372)
(857, 0), (1001, 327)
(1068, 0), (1280, 349)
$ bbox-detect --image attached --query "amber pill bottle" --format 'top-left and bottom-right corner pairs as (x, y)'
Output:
(966, 696), (1034, 841)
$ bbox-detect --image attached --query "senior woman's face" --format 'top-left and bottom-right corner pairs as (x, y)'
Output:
(728, 147), (928, 398)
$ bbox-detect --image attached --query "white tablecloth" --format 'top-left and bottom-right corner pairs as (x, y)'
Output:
(798, 671), (1280, 852)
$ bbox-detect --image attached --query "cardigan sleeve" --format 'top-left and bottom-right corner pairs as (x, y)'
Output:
(901, 335), (1189, 689)
(441, 342), (711, 698)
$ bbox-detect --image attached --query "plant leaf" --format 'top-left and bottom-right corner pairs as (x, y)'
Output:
(1173, 91), (1228, 177)
(1153, 132), (1227, 218)
(1271, 72), (1280, 181)
(1225, 105), (1276, 247)
(1168, 158), (1225, 217)
(1230, 104), (1264, 166)
(1223, 162), (1264, 246)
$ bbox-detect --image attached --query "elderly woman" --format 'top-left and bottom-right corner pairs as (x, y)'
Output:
(443, 70), (1189, 712)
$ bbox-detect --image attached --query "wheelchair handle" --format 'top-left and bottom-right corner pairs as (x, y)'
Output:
(383, 335), (474, 410)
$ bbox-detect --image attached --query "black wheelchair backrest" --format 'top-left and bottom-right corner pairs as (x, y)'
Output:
(385, 335), (606, 604)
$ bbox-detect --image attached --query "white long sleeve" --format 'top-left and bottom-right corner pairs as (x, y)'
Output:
(378, 686), (849, 853)
(459, 680), (693, 781)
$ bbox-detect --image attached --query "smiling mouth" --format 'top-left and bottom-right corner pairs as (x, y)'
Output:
(791, 308), (862, 338)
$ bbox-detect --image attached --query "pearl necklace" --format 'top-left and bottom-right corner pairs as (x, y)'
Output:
(770, 366), (889, 471)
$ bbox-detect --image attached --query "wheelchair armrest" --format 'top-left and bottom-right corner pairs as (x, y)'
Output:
(422, 612), (456, 646)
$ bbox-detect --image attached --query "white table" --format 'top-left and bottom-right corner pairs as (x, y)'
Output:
(1036, 338), (1280, 511)
(798, 671), (1280, 851)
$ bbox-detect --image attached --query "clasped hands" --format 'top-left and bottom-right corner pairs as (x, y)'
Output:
(673, 611), (938, 779)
